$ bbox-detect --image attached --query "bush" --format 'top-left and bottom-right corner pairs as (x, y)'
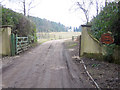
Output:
(104, 44), (116, 63)
(83, 53), (105, 61)
(2, 7), (37, 42)
(91, 2), (120, 45)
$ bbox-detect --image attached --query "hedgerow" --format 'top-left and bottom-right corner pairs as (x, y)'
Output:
(2, 7), (37, 42)
(91, 2), (120, 45)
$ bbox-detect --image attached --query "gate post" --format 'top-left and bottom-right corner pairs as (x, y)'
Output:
(0, 25), (12, 56)
(80, 25), (92, 56)
(15, 34), (18, 54)
(11, 33), (15, 56)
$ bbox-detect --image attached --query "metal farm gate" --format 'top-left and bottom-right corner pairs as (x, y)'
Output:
(11, 34), (29, 56)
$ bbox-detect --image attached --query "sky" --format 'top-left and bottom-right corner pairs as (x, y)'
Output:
(30, 0), (84, 27)
(2, 0), (86, 28)
(1, 0), (116, 28)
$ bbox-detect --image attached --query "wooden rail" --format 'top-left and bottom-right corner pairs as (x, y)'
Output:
(16, 35), (29, 54)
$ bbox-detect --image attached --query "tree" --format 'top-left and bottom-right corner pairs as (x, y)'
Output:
(2, 7), (37, 38)
(74, 27), (75, 32)
(91, 2), (119, 45)
(93, 0), (104, 15)
(23, 0), (26, 16)
(95, 0), (100, 15)
(69, 26), (72, 29)
(105, 0), (108, 6)
(27, 0), (40, 17)
(8, 0), (40, 16)
(76, 0), (93, 24)
(79, 26), (82, 32)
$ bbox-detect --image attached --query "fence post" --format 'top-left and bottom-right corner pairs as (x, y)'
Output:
(72, 36), (74, 41)
(79, 35), (81, 57)
(11, 33), (15, 56)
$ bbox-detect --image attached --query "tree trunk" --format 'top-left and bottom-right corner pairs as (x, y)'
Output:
(105, 0), (107, 7)
(23, 0), (26, 16)
(84, 12), (89, 24)
(96, 1), (99, 15)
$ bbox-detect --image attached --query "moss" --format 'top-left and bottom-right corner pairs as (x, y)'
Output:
(112, 46), (120, 64)
(82, 53), (105, 61)
(113, 59), (120, 65)
(82, 53), (120, 65)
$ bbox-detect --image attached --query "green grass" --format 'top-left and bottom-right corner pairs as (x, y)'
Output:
(68, 43), (77, 48)
(49, 32), (81, 39)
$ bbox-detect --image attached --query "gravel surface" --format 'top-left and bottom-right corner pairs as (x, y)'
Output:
(2, 39), (95, 88)
(2, 39), (119, 89)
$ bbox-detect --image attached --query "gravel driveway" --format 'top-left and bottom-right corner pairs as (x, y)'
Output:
(2, 39), (95, 88)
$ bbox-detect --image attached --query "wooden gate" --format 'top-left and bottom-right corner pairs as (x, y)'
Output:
(11, 34), (29, 55)
(16, 35), (29, 54)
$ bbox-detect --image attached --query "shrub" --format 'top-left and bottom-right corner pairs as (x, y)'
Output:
(2, 7), (37, 42)
(91, 2), (120, 45)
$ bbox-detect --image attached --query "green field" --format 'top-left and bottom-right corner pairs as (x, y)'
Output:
(37, 32), (81, 43)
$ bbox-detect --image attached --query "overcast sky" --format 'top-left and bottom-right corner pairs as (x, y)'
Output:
(1, 0), (115, 28)
(30, 0), (84, 27)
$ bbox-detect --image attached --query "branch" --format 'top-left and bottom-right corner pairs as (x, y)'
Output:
(27, 0), (41, 16)
(28, 0), (34, 8)
(29, 1), (41, 10)
(76, 1), (92, 24)
(77, 2), (87, 13)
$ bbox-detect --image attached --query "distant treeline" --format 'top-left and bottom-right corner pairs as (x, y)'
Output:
(29, 16), (68, 32)
(73, 26), (82, 32)
(2, 6), (78, 40)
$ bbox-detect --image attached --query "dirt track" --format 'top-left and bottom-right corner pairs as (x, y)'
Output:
(2, 39), (95, 88)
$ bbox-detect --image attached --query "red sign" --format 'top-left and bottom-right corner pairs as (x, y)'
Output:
(100, 33), (114, 44)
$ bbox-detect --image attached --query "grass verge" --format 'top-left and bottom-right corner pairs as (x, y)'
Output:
(68, 43), (78, 48)
(38, 39), (50, 44)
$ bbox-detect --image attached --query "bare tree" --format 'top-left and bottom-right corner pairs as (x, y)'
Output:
(105, 0), (108, 6)
(8, 0), (40, 16)
(27, 0), (40, 17)
(76, 0), (93, 24)
(94, 0), (113, 15)
(95, 0), (99, 15)
(23, 0), (26, 16)
(94, 0), (104, 15)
